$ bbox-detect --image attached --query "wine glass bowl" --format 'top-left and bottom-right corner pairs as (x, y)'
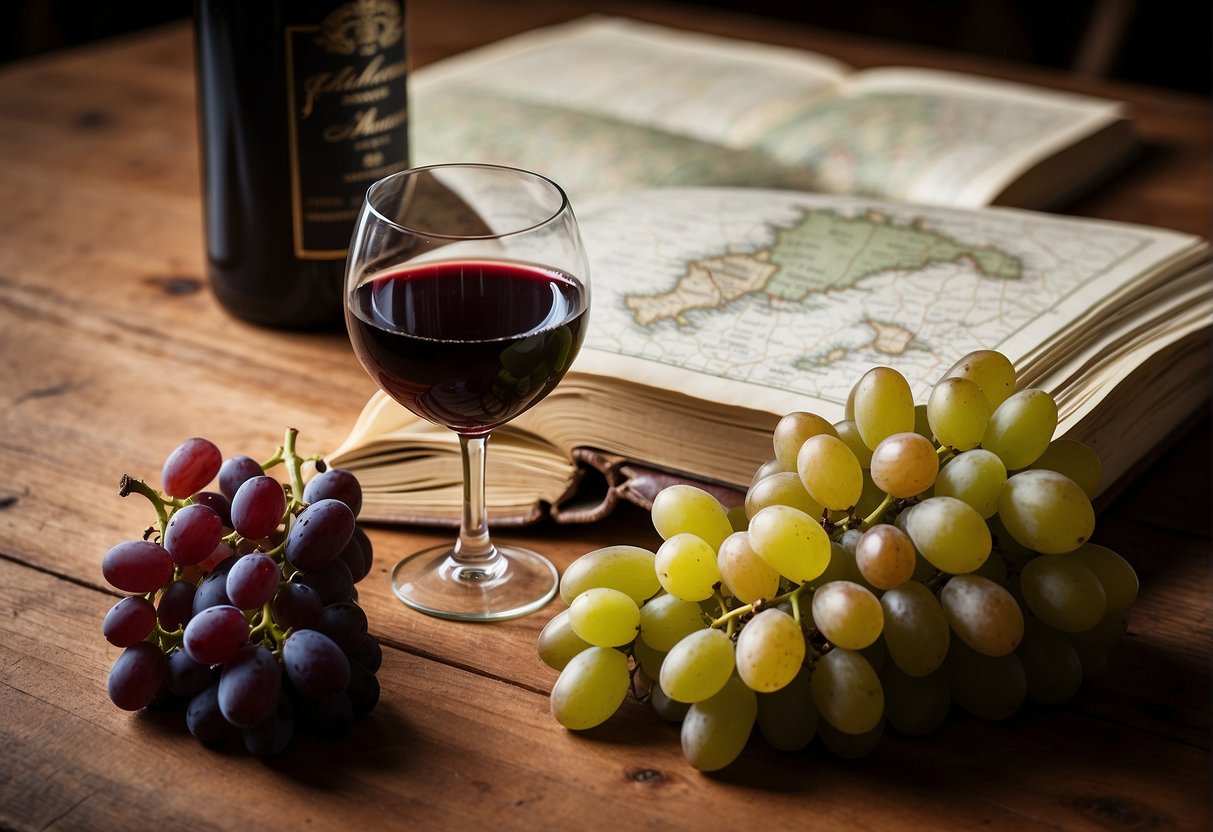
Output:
(345, 164), (590, 621)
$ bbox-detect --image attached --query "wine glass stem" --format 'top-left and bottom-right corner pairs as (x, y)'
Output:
(453, 432), (499, 566)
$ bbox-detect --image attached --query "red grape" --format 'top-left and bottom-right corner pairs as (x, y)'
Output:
(162, 437), (222, 498)
(163, 503), (224, 566)
(285, 499), (354, 571)
(102, 540), (174, 593)
(303, 468), (363, 517)
(167, 648), (213, 698)
(282, 629), (350, 702)
(108, 642), (169, 711)
(317, 602), (368, 653)
(272, 582), (323, 631)
(102, 595), (158, 647)
(218, 644), (282, 727)
(219, 455), (263, 501)
(226, 553), (280, 610)
(231, 476), (286, 540)
(157, 579), (197, 631)
(183, 605), (250, 666)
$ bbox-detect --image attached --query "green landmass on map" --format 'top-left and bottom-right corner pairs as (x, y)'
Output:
(625, 207), (1023, 326)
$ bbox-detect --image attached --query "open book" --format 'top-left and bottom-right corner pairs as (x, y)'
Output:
(408, 16), (1134, 210)
(329, 187), (1211, 526)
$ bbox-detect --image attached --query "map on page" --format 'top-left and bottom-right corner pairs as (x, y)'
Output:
(575, 189), (1169, 409)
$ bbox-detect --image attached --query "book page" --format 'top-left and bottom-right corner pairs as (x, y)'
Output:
(413, 16), (849, 146)
(749, 68), (1127, 207)
(410, 17), (847, 201)
(568, 188), (1205, 427)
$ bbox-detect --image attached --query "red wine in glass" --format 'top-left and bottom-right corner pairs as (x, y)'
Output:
(345, 163), (591, 621)
(348, 260), (587, 434)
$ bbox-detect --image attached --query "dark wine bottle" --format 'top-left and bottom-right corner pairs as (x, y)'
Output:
(193, 0), (409, 329)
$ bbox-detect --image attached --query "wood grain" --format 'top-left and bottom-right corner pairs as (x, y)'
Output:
(0, 3), (1208, 830)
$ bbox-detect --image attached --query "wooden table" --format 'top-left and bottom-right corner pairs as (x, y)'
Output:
(1, 2), (1208, 829)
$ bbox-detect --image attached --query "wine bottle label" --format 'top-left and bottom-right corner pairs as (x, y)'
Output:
(285, 0), (409, 259)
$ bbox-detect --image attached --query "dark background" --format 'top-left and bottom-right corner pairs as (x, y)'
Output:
(0, 0), (1209, 94)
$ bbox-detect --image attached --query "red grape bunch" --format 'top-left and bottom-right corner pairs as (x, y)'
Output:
(100, 429), (381, 757)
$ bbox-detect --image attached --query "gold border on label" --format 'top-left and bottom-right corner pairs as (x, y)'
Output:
(285, 24), (347, 260)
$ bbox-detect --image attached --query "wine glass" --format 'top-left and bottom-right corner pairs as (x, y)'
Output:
(345, 164), (590, 621)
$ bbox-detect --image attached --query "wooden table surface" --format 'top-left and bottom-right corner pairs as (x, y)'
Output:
(1, 2), (1209, 829)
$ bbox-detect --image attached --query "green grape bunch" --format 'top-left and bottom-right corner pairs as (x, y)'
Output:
(536, 349), (1138, 771)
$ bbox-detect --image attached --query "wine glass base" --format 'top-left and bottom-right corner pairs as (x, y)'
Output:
(390, 543), (559, 622)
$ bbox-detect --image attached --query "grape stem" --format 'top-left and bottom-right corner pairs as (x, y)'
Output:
(859, 492), (896, 530)
(281, 428), (307, 505)
(712, 589), (736, 637)
(119, 475), (176, 540)
(711, 583), (811, 629)
(249, 601), (292, 654)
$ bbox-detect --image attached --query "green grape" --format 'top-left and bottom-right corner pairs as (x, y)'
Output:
(903, 496), (992, 574)
(726, 503), (748, 533)
(934, 448), (1006, 518)
(1031, 437), (1102, 498)
(854, 524), (917, 590)
(982, 388), (1058, 470)
(1019, 554), (1107, 632)
(717, 531), (781, 604)
(797, 434), (864, 510)
(745, 471), (823, 520)
(630, 633), (661, 672)
(651, 484), (734, 550)
(568, 587), (640, 647)
(756, 665), (818, 751)
(970, 549), (1009, 584)
(813, 539), (861, 588)
(1017, 618), (1083, 705)
(637, 592), (707, 652)
(833, 419), (874, 468)
(654, 533), (721, 602)
(939, 574), (1024, 656)
(681, 674), (757, 771)
(650, 680), (690, 723)
(943, 349), (1016, 410)
(1068, 636), (1108, 679)
(1074, 607), (1129, 646)
(559, 544), (660, 604)
(910, 550), (939, 583)
(912, 402), (933, 440)
(812, 581), (883, 650)
(870, 432), (939, 498)
(550, 646), (630, 730)
(838, 529), (863, 554)
(998, 469), (1095, 554)
(772, 411), (838, 471)
(660, 627), (736, 703)
(817, 717), (885, 759)
(851, 366), (915, 451)
(986, 512), (1035, 567)
(811, 647), (884, 735)
(880, 663), (950, 736)
(880, 580), (950, 676)
(1068, 609), (1127, 678)
(858, 637), (887, 675)
(750, 458), (785, 486)
(735, 608), (805, 693)
(1071, 543), (1138, 612)
(537, 609), (592, 671)
(748, 505), (831, 583)
(927, 376), (990, 450)
(947, 640), (1025, 720)
(852, 469), (889, 524)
